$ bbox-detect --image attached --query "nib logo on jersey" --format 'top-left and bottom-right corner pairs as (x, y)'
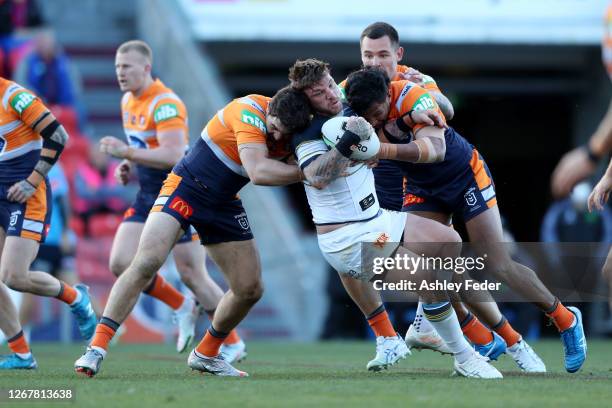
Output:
(154, 104), (178, 123)
(11, 91), (34, 114)
(241, 110), (266, 133)
(9, 210), (21, 230)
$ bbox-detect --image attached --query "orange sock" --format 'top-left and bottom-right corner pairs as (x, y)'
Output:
(224, 330), (241, 345)
(90, 323), (116, 351)
(493, 319), (521, 347)
(546, 301), (575, 332)
(195, 328), (226, 357)
(367, 310), (396, 338)
(143, 274), (184, 310)
(461, 314), (493, 346)
(206, 311), (242, 345)
(56, 282), (77, 304)
(8, 331), (30, 354)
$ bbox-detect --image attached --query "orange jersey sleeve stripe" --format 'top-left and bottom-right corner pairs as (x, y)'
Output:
(204, 95), (269, 165)
(390, 81), (446, 132)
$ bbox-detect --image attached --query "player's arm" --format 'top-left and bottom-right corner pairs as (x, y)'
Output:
(239, 144), (303, 186)
(429, 91), (454, 121)
(400, 68), (454, 120)
(301, 117), (372, 188)
(302, 149), (351, 189)
(551, 99), (612, 198)
(378, 124), (446, 163)
(8, 110), (69, 203)
(589, 99), (612, 157)
(588, 159), (612, 212)
(99, 129), (185, 169)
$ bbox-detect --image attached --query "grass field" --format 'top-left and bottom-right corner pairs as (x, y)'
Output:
(0, 340), (611, 407)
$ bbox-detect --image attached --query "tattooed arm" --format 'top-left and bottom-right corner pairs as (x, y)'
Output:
(302, 149), (352, 189)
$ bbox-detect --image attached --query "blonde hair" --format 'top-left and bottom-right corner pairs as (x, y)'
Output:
(117, 40), (153, 64)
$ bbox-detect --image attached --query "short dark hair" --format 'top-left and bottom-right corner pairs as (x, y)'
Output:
(268, 86), (312, 134)
(288, 59), (330, 90)
(345, 67), (390, 117)
(360, 22), (400, 48)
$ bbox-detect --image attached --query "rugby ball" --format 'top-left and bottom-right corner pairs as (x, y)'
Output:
(321, 116), (380, 160)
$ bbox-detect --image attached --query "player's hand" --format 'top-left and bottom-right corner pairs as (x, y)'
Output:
(7, 179), (37, 203)
(100, 136), (130, 159)
(115, 160), (132, 185)
(400, 68), (425, 86)
(551, 147), (597, 198)
(408, 109), (447, 129)
(346, 116), (374, 141)
(587, 173), (612, 212)
(364, 158), (379, 168)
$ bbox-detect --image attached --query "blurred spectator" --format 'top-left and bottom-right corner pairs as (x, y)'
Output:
(0, 0), (44, 78)
(14, 29), (77, 105)
(14, 28), (85, 128)
(542, 182), (612, 244)
(72, 145), (135, 234)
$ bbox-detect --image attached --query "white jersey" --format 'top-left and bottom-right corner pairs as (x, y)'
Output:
(295, 136), (380, 225)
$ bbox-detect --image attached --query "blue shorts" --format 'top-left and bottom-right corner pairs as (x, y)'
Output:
(0, 179), (51, 243)
(123, 189), (198, 244)
(151, 170), (253, 245)
(401, 149), (497, 222)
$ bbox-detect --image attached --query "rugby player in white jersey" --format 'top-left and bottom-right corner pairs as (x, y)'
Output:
(289, 60), (502, 378)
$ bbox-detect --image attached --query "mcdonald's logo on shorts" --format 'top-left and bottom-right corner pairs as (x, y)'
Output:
(169, 196), (193, 219)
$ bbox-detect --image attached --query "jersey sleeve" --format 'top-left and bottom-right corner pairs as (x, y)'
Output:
(292, 116), (329, 170)
(7, 88), (48, 128)
(228, 105), (268, 146)
(395, 83), (446, 132)
(152, 97), (188, 132)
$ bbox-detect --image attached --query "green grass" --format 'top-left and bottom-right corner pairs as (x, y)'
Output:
(0, 340), (611, 407)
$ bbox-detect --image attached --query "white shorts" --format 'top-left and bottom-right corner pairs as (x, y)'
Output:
(317, 209), (407, 281)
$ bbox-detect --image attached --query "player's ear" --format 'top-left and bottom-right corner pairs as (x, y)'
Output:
(396, 46), (404, 62)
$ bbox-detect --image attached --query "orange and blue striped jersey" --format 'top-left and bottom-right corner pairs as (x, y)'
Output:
(340, 67), (443, 210)
(178, 94), (290, 199)
(389, 81), (473, 193)
(0, 77), (49, 185)
(121, 79), (188, 193)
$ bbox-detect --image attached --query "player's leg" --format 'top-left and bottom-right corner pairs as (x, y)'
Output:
(449, 275), (508, 362)
(339, 275), (408, 371)
(466, 204), (584, 372)
(1, 236), (96, 340)
(188, 239), (258, 377)
(339, 275), (396, 338)
(108, 221), (144, 278)
(110, 221), (186, 313)
(75, 211), (182, 377)
(0, 229), (36, 369)
(172, 239), (245, 360)
(406, 208), (516, 359)
(399, 213), (502, 378)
